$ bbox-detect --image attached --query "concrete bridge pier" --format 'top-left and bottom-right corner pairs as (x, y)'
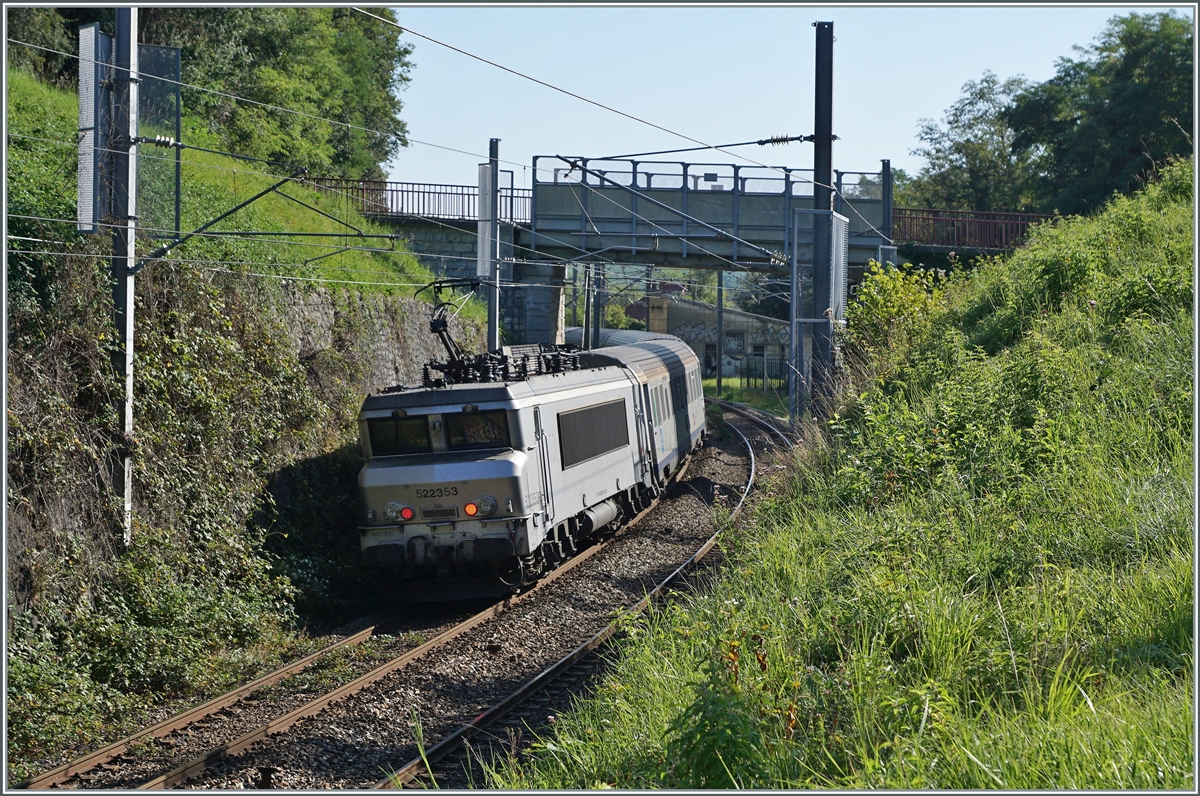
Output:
(501, 258), (565, 346)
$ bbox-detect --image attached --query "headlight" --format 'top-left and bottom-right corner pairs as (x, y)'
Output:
(477, 496), (497, 516)
(464, 502), (479, 517)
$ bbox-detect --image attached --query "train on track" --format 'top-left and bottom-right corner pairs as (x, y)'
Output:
(356, 283), (706, 598)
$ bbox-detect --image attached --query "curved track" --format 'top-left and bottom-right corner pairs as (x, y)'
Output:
(374, 413), (759, 789)
(707, 398), (796, 450)
(22, 423), (748, 791)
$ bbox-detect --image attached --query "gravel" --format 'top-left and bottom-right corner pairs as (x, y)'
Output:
(62, 410), (772, 790)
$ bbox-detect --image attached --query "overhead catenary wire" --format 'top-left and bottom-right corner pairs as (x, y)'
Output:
(8, 212), (410, 254)
(8, 238), (784, 302)
(7, 128), (625, 269)
(8, 34), (892, 243)
(8, 33), (871, 324)
(349, 9), (893, 243)
(6, 245), (593, 294)
(6, 37), (532, 172)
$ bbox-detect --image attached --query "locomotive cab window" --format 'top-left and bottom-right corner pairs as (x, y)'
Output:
(369, 416), (431, 456)
(446, 410), (510, 450)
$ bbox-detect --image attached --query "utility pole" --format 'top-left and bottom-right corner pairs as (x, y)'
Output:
(811, 20), (835, 415)
(112, 8), (138, 547)
(570, 265), (577, 327)
(644, 264), (652, 326)
(788, 216), (801, 425)
(716, 270), (724, 398)
(591, 264), (605, 348)
(581, 264), (593, 349)
(881, 158), (894, 259)
(477, 138), (501, 352)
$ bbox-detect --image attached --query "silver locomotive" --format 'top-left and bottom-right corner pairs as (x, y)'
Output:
(357, 307), (705, 596)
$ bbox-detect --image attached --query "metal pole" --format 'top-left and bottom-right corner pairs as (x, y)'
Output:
(881, 158), (893, 243)
(645, 264), (652, 325)
(572, 264), (579, 327)
(716, 270), (724, 398)
(788, 212), (801, 426)
(592, 264), (604, 347)
(173, 52), (181, 240)
(582, 264), (592, 349)
(112, 8), (138, 546)
(487, 138), (501, 351)
(811, 20), (835, 415)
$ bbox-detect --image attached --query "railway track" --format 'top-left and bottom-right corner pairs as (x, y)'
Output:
(707, 397), (797, 450)
(14, 614), (415, 789)
(21, 408), (764, 790)
(382, 414), (762, 789)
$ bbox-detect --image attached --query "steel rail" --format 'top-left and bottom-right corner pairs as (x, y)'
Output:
(708, 398), (796, 450)
(129, 461), (691, 790)
(373, 416), (757, 788)
(15, 617), (405, 789)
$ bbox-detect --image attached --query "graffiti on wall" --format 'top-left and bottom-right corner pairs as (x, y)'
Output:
(670, 319), (791, 350)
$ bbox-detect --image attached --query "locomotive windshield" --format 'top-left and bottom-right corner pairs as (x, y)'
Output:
(368, 416), (431, 456)
(446, 410), (510, 450)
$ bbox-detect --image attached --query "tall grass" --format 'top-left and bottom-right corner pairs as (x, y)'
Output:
(487, 159), (1194, 789)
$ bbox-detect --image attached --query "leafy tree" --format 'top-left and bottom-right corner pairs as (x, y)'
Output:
(326, 8), (411, 179)
(5, 7), (412, 180)
(4, 6), (81, 85)
(843, 167), (910, 201)
(685, 268), (718, 303)
(903, 71), (1046, 212)
(140, 7), (412, 179)
(603, 302), (645, 331)
(1005, 11), (1193, 215)
(733, 272), (790, 321)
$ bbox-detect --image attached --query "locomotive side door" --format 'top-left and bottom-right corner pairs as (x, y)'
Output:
(533, 407), (555, 523)
(626, 375), (652, 483)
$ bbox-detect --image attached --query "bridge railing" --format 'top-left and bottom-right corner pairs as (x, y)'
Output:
(893, 207), (1053, 250)
(308, 178), (532, 224)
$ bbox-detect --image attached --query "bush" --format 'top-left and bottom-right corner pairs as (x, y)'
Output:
(5, 67), (465, 779)
(485, 159), (1195, 790)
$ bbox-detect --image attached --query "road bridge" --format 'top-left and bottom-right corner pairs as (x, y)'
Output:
(311, 164), (1048, 346)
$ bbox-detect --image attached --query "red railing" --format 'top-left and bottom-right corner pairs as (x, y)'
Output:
(893, 207), (1053, 250)
(308, 179), (532, 224)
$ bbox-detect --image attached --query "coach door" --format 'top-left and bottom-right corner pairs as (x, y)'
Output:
(533, 407), (555, 522)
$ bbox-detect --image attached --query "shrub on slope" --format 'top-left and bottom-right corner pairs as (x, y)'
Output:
(488, 159), (1194, 789)
(5, 70), (463, 779)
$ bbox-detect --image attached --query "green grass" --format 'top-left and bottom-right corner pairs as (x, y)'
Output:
(486, 159), (1194, 789)
(5, 69), (483, 781)
(702, 377), (790, 418)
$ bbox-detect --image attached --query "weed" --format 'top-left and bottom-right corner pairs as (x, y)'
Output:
(483, 159), (1194, 789)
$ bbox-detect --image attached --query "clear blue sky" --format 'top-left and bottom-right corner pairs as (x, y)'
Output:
(382, 4), (1192, 188)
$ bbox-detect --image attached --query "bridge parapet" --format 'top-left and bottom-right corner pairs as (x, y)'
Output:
(310, 178), (531, 224)
(529, 156), (892, 272)
(894, 207), (1054, 253)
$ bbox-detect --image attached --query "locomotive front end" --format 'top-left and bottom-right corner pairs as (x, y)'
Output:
(357, 386), (536, 586)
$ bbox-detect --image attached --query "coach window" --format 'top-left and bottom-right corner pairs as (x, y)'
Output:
(369, 416), (431, 456)
(446, 410), (511, 450)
